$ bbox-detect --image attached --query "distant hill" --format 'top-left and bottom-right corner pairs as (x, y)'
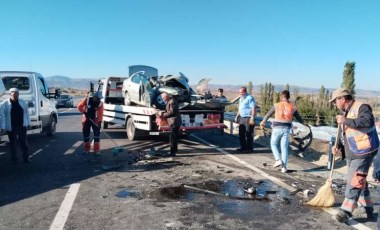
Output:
(45, 75), (380, 98)
(46, 75), (98, 90)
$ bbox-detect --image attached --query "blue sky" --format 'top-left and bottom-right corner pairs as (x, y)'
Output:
(1, 0), (379, 90)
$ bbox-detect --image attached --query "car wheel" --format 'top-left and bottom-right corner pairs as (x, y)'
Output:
(154, 95), (166, 110)
(124, 92), (131, 106)
(47, 116), (57, 137)
(126, 118), (135, 141)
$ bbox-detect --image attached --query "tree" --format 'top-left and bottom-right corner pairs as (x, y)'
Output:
(342, 61), (356, 96)
(247, 81), (253, 95)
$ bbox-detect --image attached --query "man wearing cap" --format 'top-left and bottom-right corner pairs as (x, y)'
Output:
(330, 88), (379, 223)
(0, 88), (31, 163)
(77, 91), (104, 156)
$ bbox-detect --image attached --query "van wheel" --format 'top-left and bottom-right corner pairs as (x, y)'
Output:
(126, 118), (135, 141)
(47, 116), (57, 137)
(103, 121), (109, 129)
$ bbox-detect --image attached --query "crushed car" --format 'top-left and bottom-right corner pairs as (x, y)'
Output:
(122, 71), (199, 110)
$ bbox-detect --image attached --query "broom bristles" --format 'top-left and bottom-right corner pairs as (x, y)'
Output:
(306, 179), (335, 207)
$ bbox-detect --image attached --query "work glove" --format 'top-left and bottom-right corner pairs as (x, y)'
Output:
(249, 117), (255, 126)
(156, 111), (163, 117)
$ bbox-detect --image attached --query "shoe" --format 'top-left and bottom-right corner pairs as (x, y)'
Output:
(244, 149), (254, 153)
(273, 160), (282, 168)
(94, 152), (102, 157)
(169, 152), (176, 157)
(333, 209), (352, 223)
(281, 167), (287, 173)
(365, 207), (374, 219)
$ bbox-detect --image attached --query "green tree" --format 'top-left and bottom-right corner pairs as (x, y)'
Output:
(342, 61), (356, 96)
(247, 81), (253, 95)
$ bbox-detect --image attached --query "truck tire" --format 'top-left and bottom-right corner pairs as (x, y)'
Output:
(124, 92), (131, 106)
(46, 116), (57, 137)
(103, 121), (109, 129)
(126, 118), (136, 141)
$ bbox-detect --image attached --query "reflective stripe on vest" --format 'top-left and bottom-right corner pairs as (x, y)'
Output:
(345, 101), (379, 155)
(274, 101), (296, 123)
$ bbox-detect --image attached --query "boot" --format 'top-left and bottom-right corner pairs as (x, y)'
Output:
(333, 209), (352, 223)
(365, 207), (374, 219)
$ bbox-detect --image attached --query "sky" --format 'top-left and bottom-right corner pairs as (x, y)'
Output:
(1, 0), (379, 91)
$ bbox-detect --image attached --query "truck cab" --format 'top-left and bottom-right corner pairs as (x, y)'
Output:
(0, 71), (58, 137)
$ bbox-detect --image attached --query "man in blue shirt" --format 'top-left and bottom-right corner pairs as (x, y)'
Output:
(234, 87), (256, 153)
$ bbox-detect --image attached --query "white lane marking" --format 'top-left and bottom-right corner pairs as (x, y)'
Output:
(58, 108), (73, 114)
(30, 149), (42, 158)
(64, 141), (82, 155)
(50, 183), (81, 230)
(192, 134), (372, 230)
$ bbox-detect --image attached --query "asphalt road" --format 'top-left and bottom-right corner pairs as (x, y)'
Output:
(0, 107), (377, 230)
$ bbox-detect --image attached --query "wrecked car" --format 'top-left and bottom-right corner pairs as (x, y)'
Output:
(122, 71), (195, 110)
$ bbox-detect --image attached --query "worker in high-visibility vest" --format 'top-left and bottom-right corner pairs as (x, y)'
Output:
(77, 91), (104, 156)
(260, 90), (304, 173)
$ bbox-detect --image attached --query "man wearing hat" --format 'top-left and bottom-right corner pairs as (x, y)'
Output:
(0, 88), (31, 163)
(77, 91), (104, 156)
(330, 88), (379, 223)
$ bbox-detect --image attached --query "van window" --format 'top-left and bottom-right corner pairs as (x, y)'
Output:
(36, 77), (47, 95)
(2, 77), (30, 90)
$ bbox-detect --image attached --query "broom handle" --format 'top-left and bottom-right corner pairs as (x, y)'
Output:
(329, 125), (341, 179)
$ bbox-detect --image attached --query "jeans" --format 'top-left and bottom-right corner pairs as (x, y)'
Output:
(270, 127), (291, 168)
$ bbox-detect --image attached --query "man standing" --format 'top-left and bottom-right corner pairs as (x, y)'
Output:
(330, 88), (379, 223)
(157, 92), (181, 156)
(259, 90), (304, 173)
(234, 86), (256, 153)
(214, 88), (228, 132)
(0, 88), (31, 163)
(77, 91), (104, 156)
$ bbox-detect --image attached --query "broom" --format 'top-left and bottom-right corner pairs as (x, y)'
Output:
(306, 125), (341, 207)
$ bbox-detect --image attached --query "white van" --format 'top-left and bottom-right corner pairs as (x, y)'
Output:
(0, 71), (58, 137)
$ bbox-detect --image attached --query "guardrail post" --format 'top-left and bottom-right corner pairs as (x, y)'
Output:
(327, 136), (335, 170)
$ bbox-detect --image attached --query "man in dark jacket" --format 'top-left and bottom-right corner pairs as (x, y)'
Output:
(157, 92), (181, 156)
(330, 88), (379, 223)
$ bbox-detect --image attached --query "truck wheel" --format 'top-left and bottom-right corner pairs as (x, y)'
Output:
(103, 121), (109, 129)
(47, 116), (57, 137)
(126, 118), (136, 141)
(124, 92), (131, 106)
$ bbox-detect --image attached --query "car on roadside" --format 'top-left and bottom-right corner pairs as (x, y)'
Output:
(55, 94), (74, 108)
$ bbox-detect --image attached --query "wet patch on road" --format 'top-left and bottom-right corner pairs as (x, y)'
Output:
(148, 179), (299, 220)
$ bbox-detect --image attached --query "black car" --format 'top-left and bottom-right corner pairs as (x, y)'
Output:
(56, 94), (74, 108)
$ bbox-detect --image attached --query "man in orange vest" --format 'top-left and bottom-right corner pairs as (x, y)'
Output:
(260, 90), (304, 173)
(77, 91), (104, 156)
(329, 88), (379, 223)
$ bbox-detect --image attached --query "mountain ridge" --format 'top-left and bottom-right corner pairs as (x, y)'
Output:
(45, 75), (380, 98)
